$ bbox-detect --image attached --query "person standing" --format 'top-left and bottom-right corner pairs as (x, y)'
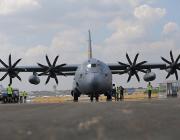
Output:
(147, 82), (153, 98)
(19, 91), (23, 103)
(116, 86), (120, 101)
(112, 84), (117, 101)
(23, 91), (28, 103)
(120, 86), (125, 100)
(7, 84), (13, 103)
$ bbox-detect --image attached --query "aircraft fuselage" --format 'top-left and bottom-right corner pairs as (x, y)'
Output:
(73, 58), (112, 96)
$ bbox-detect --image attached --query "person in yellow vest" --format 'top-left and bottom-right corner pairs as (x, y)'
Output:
(7, 84), (13, 103)
(23, 91), (28, 103)
(147, 82), (153, 98)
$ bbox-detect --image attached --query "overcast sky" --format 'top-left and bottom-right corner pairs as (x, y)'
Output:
(0, 0), (180, 91)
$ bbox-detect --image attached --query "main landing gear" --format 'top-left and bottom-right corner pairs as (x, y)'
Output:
(71, 88), (80, 102)
(90, 93), (99, 102)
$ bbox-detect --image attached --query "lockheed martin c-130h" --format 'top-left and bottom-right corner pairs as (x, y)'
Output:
(0, 31), (180, 101)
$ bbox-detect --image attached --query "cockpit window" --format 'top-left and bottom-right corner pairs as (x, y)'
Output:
(87, 64), (97, 68)
(91, 64), (96, 67)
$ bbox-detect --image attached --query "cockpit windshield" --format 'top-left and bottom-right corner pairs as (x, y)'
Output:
(87, 64), (97, 68)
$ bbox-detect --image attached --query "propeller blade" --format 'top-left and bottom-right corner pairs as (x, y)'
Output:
(175, 54), (180, 64)
(0, 59), (8, 68)
(9, 77), (12, 85)
(127, 72), (132, 82)
(9, 54), (12, 67)
(170, 50), (174, 63)
(16, 75), (22, 81)
(0, 72), (8, 81)
(46, 55), (51, 67)
(54, 75), (58, 85)
(45, 76), (51, 84)
(126, 53), (132, 65)
(133, 53), (139, 65)
(118, 61), (129, 67)
(139, 69), (147, 73)
(175, 70), (178, 80)
(12, 58), (22, 68)
(38, 72), (47, 76)
(135, 71), (140, 82)
(136, 61), (147, 67)
(56, 63), (67, 69)
(161, 57), (171, 65)
(53, 55), (59, 67)
(166, 72), (171, 79)
(37, 63), (49, 69)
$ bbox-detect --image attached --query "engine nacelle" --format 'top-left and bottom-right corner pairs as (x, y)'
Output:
(28, 74), (40, 85)
(143, 72), (156, 82)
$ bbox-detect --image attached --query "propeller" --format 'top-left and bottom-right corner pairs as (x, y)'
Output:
(118, 53), (147, 82)
(37, 55), (66, 85)
(161, 50), (180, 80)
(0, 54), (22, 85)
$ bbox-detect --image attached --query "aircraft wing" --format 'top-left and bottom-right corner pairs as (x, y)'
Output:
(0, 65), (78, 73)
(108, 51), (180, 82)
(109, 63), (167, 71)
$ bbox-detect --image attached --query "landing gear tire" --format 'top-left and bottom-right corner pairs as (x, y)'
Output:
(95, 94), (99, 102)
(90, 94), (94, 102)
(2, 97), (7, 104)
(107, 95), (112, 101)
(73, 92), (79, 102)
(14, 97), (19, 103)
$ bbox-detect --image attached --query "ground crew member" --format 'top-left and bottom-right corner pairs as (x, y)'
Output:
(120, 86), (125, 100)
(7, 84), (13, 103)
(147, 82), (153, 98)
(116, 86), (120, 101)
(20, 91), (24, 103)
(112, 84), (116, 100)
(23, 91), (28, 103)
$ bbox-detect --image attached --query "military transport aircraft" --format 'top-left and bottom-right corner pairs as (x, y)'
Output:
(0, 31), (180, 101)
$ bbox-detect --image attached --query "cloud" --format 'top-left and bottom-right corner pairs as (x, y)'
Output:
(0, 0), (40, 15)
(134, 4), (166, 22)
(163, 22), (179, 35)
(106, 19), (145, 44)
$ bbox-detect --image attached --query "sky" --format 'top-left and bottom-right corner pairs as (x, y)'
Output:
(0, 0), (180, 91)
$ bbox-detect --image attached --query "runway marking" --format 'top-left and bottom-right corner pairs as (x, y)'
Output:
(78, 116), (107, 140)
(121, 109), (133, 114)
(78, 116), (102, 130)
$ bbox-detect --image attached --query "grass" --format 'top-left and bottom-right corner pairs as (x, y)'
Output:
(32, 92), (159, 103)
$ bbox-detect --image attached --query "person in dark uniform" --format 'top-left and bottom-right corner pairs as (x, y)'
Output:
(112, 84), (116, 100)
(120, 86), (124, 100)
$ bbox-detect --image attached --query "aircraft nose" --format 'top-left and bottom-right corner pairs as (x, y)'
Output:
(88, 73), (101, 91)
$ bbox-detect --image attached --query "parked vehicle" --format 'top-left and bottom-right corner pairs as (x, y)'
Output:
(0, 89), (19, 104)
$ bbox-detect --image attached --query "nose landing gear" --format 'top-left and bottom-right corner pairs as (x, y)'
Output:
(90, 93), (99, 102)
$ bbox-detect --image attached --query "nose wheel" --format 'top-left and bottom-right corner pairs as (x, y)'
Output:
(90, 93), (99, 102)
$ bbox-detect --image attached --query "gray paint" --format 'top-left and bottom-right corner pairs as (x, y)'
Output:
(73, 58), (112, 95)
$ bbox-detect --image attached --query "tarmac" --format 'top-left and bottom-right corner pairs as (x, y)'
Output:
(0, 98), (180, 140)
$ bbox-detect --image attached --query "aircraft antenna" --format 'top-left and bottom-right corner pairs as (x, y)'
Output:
(88, 30), (92, 59)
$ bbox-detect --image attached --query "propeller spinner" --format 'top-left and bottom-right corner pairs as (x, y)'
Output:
(37, 55), (66, 85)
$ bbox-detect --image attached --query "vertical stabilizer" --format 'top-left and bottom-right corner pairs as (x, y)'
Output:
(88, 30), (92, 59)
